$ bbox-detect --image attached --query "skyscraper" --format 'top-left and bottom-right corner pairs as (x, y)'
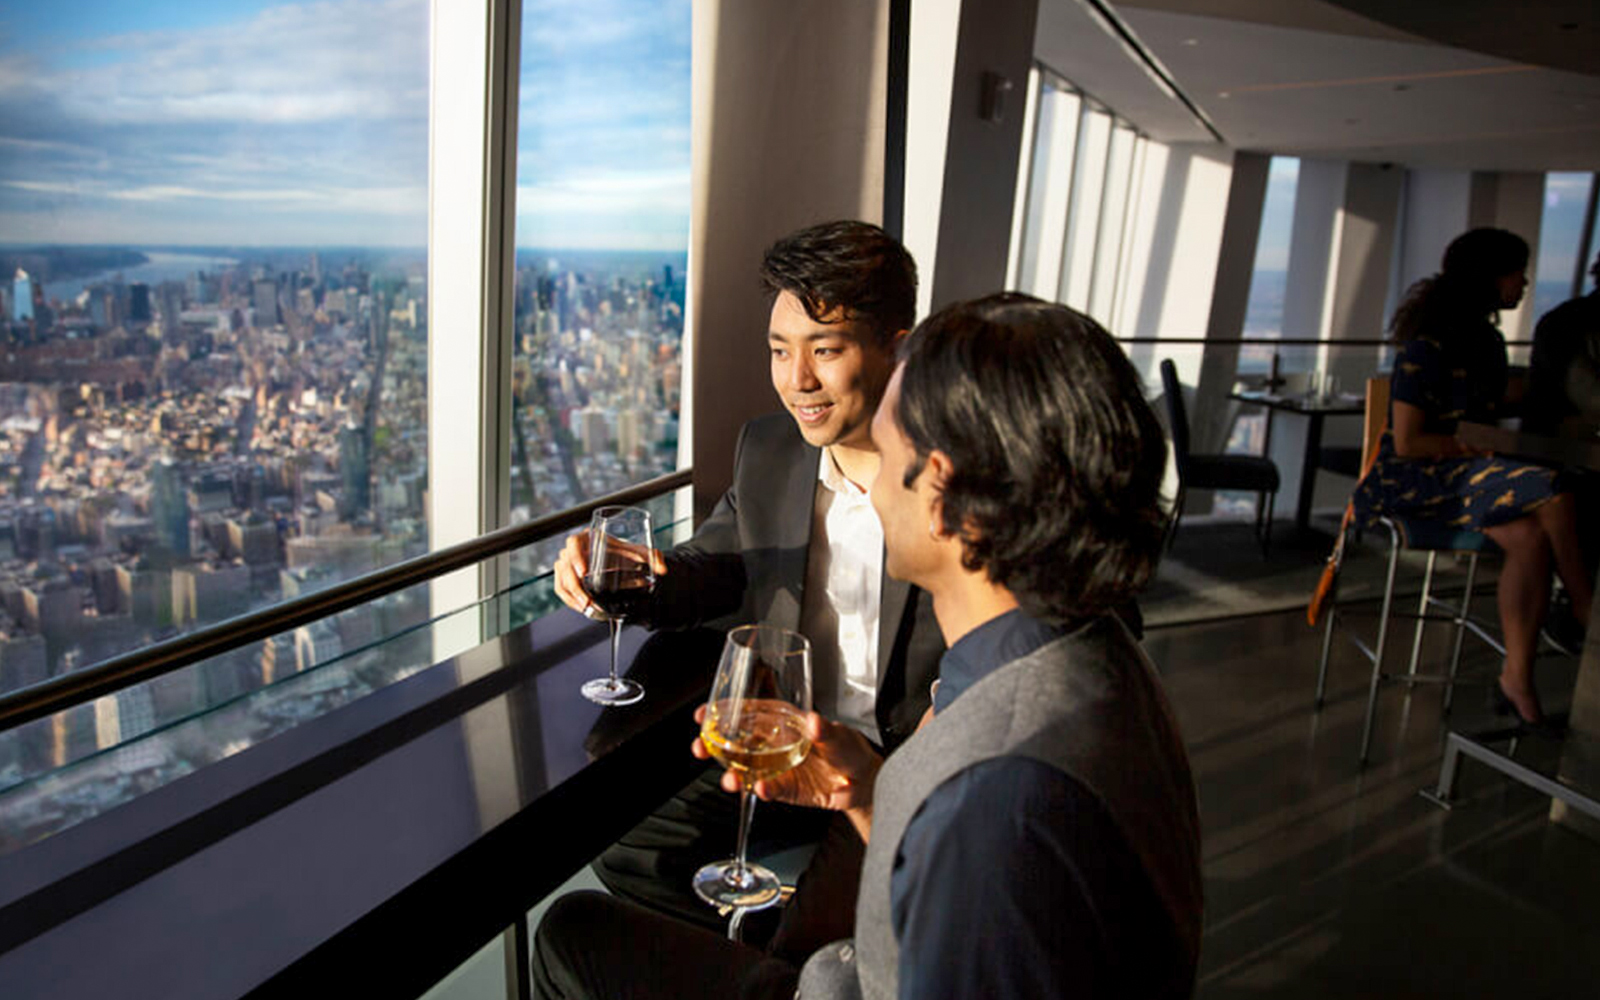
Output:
(128, 282), (152, 323)
(150, 460), (191, 559)
(12, 269), (34, 322)
(252, 279), (280, 327)
(338, 424), (371, 520)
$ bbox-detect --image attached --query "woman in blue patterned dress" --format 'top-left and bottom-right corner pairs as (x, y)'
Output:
(1354, 228), (1592, 729)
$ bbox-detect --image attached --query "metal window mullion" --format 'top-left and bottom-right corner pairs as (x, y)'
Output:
(1088, 125), (1134, 321)
(1109, 135), (1148, 334)
(480, 0), (522, 639)
(1034, 88), (1080, 301)
(1005, 66), (1043, 290)
(427, 0), (520, 654)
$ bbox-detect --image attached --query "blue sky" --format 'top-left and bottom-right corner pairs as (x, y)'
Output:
(0, 0), (690, 249)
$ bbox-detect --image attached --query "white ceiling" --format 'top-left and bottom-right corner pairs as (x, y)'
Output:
(1033, 0), (1600, 171)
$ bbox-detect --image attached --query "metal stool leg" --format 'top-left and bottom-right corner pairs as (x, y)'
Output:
(1359, 523), (1404, 766)
(1406, 551), (1438, 678)
(1442, 553), (1479, 715)
(1316, 603), (1338, 709)
(1315, 528), (1344, 708)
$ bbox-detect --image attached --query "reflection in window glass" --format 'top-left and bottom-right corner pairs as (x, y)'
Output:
(510, 0), (691, 591)
(0, 1), (430, 789)
(1533, 172), (1596, 321)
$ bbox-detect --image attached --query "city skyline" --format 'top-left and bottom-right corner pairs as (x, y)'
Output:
(0, 241), (687, 846)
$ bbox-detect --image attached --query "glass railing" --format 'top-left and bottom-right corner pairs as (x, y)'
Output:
(0, 497), (692, 855)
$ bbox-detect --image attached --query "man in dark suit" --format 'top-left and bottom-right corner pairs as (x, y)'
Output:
(1528, 250), (1600, 622)
(550, 220), (944, 956)
(1527, 251), (1600, 438)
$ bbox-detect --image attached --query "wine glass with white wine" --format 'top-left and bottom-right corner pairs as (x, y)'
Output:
(692, 624), (813, 911)
(580, 505), (656, 706)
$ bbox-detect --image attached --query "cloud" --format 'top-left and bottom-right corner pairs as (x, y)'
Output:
(516, 171), (689, 215)
(58, 0), (428, 126)
(2, 179), (86, 196)
(0, 134), (99, 156)
(0, 0), (690, 248)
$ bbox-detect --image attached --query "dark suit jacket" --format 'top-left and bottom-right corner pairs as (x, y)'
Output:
(642, 413), (945, 750)
(1528, 290), (1600, 434)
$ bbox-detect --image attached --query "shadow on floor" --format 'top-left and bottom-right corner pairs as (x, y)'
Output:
(1146, 515), (1497, 629)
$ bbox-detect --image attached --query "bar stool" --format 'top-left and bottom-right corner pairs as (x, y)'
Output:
(1310, 376), (1522, 764)
(1314, 513), (1501, 765)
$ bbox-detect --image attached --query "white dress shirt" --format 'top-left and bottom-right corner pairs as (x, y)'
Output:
(800, 447), (884, 744)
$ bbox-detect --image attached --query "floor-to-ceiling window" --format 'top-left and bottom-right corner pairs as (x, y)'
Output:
(0, 0), (693, 844)
(1241, 158), (1300, 350)
(1007, 65), (1148, 333)
(1010, 70), (1082, 300)
(1220, 156), (1300, 465)
(0, 0), (431, 788)
(1533, 172), (1598, 320)
(506, 0), (691, 605)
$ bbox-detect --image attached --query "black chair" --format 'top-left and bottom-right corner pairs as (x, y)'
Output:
(1160, 359), (1280, 555)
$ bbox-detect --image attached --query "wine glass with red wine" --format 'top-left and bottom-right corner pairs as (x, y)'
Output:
(581, 505), (656, 706)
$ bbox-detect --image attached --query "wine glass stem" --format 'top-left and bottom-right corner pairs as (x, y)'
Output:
(607, 618), (622, 685)
(732, 786), (757, 883)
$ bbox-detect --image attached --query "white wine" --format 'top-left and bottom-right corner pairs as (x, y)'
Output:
(701, 699), (811, 781)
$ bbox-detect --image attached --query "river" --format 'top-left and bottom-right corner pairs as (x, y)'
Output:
(44, 250), (241, 303)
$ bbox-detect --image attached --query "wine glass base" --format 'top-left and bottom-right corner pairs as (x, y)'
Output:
(581, 677), (644, 706)
(692, 860), (782, 910)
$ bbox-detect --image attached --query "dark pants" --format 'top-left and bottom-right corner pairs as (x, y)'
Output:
(532, 891), (800, 1000)
(588, 765), (864, 960)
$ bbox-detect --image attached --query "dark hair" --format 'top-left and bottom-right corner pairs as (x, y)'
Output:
(1390, 227), (1529, 343)
(895, 293), (1168, 624)
(759, 220), (917, 343)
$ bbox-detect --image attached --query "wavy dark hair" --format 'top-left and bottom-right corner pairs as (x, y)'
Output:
(1390, 227), (1529, 343)
(895, 293), (1168, 624)
(759, 220), (917, 343)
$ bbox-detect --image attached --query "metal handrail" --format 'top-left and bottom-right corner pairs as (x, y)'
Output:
(1115, 336), (1534, 347)
(0, 468), (694, 733)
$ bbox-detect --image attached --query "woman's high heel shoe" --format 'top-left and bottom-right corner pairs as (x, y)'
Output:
(1489, 681), (1566, 738)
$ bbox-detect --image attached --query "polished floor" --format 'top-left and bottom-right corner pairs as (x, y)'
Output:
(1150, 602), (1600, 999)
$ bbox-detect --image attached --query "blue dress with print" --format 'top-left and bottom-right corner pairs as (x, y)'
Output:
(1353, 322), (1561, 530)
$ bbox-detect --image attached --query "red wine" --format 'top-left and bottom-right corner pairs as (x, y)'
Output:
(588, 565), (654, 620)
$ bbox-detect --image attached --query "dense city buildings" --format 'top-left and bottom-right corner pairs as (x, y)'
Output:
(0, 246), (684, 846)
